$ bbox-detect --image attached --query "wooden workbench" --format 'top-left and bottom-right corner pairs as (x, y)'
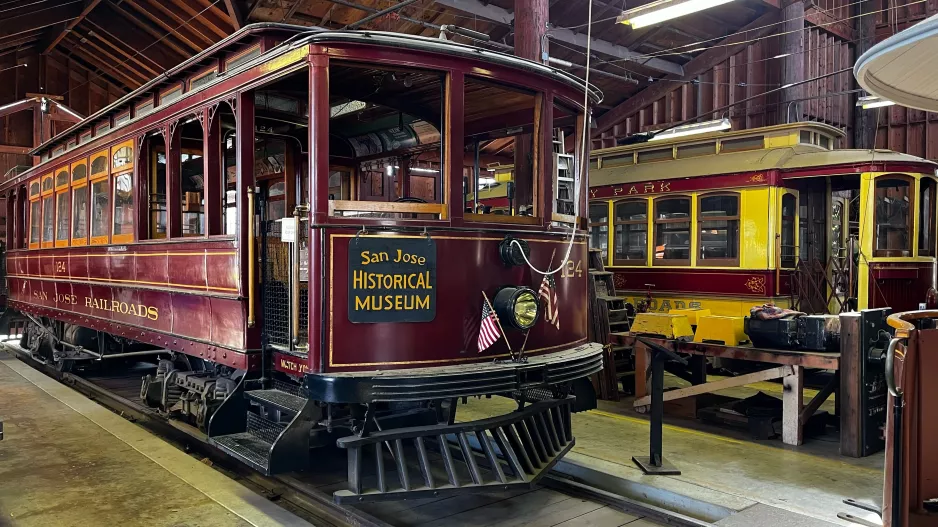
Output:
(609, 332), (841, 447)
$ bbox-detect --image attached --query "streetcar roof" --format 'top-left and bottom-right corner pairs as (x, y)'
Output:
(27, 24), (602, 161)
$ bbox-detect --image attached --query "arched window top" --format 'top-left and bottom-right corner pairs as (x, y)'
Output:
(55, 169), (69, 190)
(41, 174), (54, 195)
(90, 149), (108, 179)
(111, 141), (134, 172)
(71, 161), (87, 183)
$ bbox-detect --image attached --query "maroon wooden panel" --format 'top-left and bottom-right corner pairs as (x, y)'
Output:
(324, 229), (589, 371)
(609, 267), (787, 298)
(590, 170), (779, 198)
(868, 262), (936, 313)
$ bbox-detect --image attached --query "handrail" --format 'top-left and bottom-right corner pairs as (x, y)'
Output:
(247, 187), (256, 328)
(328, 200), (444, 215)
(886, 309), (938, 338)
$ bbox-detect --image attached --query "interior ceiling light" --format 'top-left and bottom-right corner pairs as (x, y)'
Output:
(617, 0), (737, 29)
(857, 95), (895, 109)
(648, 118), (731, 141)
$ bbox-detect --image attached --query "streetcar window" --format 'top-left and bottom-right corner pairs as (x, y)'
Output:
(113, 172), (134, 243)
(55, 169), (68, 189)
(178, 117), (205, 237)
(920, 178), (936, 257)
(55, 191), (69, 245)
(42, 195), (53, 246)
(150, 145), (167, 238)
(328, 62), (445, 220)
(653, 197), (691, 265)
(464, 76), (536, 219)
(588, 202), (608, 260)
(873, 175), (912, 257)
(90, 150), (108, 176)
(29, 200), (40, 246)
(553, 101), (581, 218)
(781, 193), (796, 268)
(72, 184), (88, 244)
(115, 111), (131, 126)
(91, 178), (110, 244)
(220, 104), (237, 236)
(71, 162), (87, 183)
(697, 193), (739, 266)
(614, 199), (648, 266)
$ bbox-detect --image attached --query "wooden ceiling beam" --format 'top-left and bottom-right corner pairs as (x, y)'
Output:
(83, 30), (162, 78)
(0, 2), (83, 39)
(592, 10), (779, 138)
(142, 0), (218, 48)
(65, 33), (152, 83)
(434, 0), (684, 75)
(62, 47), (144, 88)
(163, 0), (230, 39)
(101, 1), (193, 58)
(120, 0), (205, 52)
(85, 13), (183, 70)
(223, 0), (243, 29)
(43, 0), (104, 54)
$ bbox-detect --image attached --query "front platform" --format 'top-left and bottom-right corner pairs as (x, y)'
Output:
(0, 351), (308, 527)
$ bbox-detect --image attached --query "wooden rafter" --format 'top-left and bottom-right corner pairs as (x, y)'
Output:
(144, 0), (219, 48)
(223, 0), (243, 30)
(43, 0), (104, 54)
(120, 0), (206, 52)
(85, 13), (184, 70)
(64, 33), (152, 83)
(0, 2), (83, 39)
(103, 1), (193, 58)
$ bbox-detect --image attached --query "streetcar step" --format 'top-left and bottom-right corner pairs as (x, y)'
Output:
(333, 397), (575, 503)
(210, 387), (319, 476)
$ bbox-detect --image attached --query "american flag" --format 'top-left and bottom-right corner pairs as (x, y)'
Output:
(539, 274), (560, 330)
(478, 300), (501, 352)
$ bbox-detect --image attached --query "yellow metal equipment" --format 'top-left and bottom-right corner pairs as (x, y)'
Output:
(631, 313), (694, 339)
(693, 315), (748, 346)
(669, 308), (712, 326)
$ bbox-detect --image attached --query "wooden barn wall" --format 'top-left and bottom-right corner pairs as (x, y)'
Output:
(593, 25), (854, 150)
(0, 49), (124, 179)
(872, 0), (938, 161)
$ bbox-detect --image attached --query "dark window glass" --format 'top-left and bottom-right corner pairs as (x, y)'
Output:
(72, 187), (88, 240)
(781, 193), (796, 268)
(654, 197), (691, 264)
(92, 179), (109, 240)
(42, 196), (54, 243)
(56, 192), (69, 242)
(698, 194), (740, 265)
(614, 200), (648, 265)
(920, 178), (936, 256)
(588, 202), (608, 259)
(29, 201), (40, 244)
(874, 177), (912, 256)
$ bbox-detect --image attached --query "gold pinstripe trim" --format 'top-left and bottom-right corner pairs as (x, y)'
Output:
(7, 273), (238, 292)
(8, 251), (236, 260)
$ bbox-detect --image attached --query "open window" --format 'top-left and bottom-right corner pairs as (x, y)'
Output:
(147, 132), (168, 239)
(653, 196), (691, 265)
(219, 103), (237, 236)
(465, 76), (538, 222)
(328, 62), (445, 220)
(919, 177), (936, 257)
(177, 117), (204, 237)
(41, 174), (54, 248)
(780, 192), (797, 268)
(697, 193), (740, 266)
(552, 100), (582, 223)
(71, 159), (89, 246)
(54, 166), (70, 247)
(588, 201), (608, 260)
(873, 174), (913, 257)
(110, 141), (134, 243)
(28, 179), (40, 249)
(614, 199), (649, 266)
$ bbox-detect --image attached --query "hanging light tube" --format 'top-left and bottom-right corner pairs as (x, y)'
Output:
(648, 118), (731, 141)
(618, 0), (737, 29)
(857, 95), (895, 109)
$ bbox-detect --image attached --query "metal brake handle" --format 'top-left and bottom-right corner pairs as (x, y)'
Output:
(885, 337), (903, 398)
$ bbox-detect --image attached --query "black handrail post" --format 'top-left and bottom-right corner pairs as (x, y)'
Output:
(632, 338), (681, 475)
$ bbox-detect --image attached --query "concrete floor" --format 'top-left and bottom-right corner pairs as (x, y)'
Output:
(0, 353), (307, 527)
(458, 388), (884, 527)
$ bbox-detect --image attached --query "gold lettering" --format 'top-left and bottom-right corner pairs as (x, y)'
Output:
(394, 295), (403, 310)
(644, 183), (655, 193)
(355, 296), (370, 310)
(394, 249), (403, 262)
(590, 189), (597, 198)
(613, 187), (623, 196)
(393, 274), (403, 289)
(85, 297), (93, 308)
(660, 182), (670, 192)
(415, 295), (430, 310)
(146, 307), (159, 320)
(352, 270), (363, 289)
(628, 185), (638, 195)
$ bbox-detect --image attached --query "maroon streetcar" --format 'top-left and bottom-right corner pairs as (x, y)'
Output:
(0, 24), (604, 501)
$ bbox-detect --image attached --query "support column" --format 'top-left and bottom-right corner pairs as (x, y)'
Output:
(513, 0), (548, 215)
(854, 0), (877, 149)
(779, 0), (805, 123)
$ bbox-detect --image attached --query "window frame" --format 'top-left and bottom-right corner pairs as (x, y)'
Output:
(696, 191), (741, 267)
(224, 44), (262, 72)
(71, 158), (89, 247)
(90, 165), (111, 246)
(40, 174), (54, 248)
(918, 176), (937, 257)
(779, 190), (798, 269)
(613, 198), (650, 266)
(54, 164), (73, 248)
(112, 170), (135, 244)
(872, 173), (914, 258)
(90, 148), (109, 179)
(159, 83), (183, 106)
(652, 195), (693, 267)
(188, 66), (218, 91)
(588, 200), (610, 263)
(28, 178), (41, 250)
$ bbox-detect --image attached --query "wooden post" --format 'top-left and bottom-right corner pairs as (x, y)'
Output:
(782, 365), (805, 445)
(779, 0), (805, 123)
(513, 0), (548, 216)
(839, 312), (863, 457)
(853, 0), (877, 149)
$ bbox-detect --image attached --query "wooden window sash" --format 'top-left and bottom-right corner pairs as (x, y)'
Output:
(697, 192), (741, 267)
(54, 168), (69, 191)
(54, 189), (70, 248)
(613, 199), (649, 266)
(872, 174), (914, 258)
(90, 148), (109, 179)
(653, 196), (692, 266)
(111, 140), (135, 174)
(71, 181), (89, 247)
(28, 197), (41, 250)
(90, 176), (110, 246)
(41, 174), (54, 197)
(41, 195), (54, 248)
(112, 171), (135, 244)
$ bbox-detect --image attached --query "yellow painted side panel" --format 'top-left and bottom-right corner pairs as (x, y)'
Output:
(618, 291), (789, 317)
(631, 313), (694, 339)
(741, 187), (771, 269)
(694, 315), (748, 346)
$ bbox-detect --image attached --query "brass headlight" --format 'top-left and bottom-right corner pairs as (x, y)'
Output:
(493, 286), (540, 330)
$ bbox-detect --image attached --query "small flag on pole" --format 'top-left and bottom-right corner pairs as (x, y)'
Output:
(478, 300), (501, 352)
(539, 274), (560, 330)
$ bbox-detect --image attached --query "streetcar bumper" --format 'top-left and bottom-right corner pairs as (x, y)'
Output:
(304, 342), (604, 404)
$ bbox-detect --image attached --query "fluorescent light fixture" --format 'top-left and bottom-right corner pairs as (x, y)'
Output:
(618, 0), (737, 29)
(479, 177), (496, 186)
(648, 118), (731, 141)
(330, 100), (366, 118)
(409, 167), (439, 174)
(857, 95), (895, 109)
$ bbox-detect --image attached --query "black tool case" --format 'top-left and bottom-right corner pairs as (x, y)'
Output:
(743, 317), (800, 349)
(798, 314), (841, 352)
